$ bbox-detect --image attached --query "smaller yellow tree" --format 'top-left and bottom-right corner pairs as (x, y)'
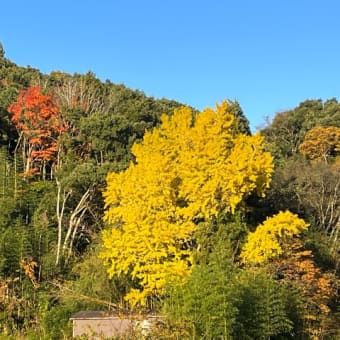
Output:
(240, 210), (309, 264)
(299, 126), (340, 162)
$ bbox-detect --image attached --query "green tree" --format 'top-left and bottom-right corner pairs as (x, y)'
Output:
(234, 270), (295, 339)
(165, 250), (295, 339)
(228, 100), (251, 135)
(262, 99), (340, 161)
(165, 257), (239, 339)
(0, 42), (4, 59)
(0, 86), (19, 150)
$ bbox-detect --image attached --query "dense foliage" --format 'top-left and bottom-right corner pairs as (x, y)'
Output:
(0, 43), (339, 339)
(101, 102), (273, 306)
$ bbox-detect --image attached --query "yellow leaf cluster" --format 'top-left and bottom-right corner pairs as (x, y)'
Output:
(100, 102), (274, 306)
(240, 211), (309, 265)
(299, 125), (340, 161)
(20, 256), (39, 288)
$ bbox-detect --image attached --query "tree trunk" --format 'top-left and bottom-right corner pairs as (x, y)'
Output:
(62, 188), (91, 260)
(55, 178), (71, 265)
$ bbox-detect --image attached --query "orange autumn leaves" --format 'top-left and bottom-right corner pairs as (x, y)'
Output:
(299, 125), (340, 162)
(8, 86), (68, 177)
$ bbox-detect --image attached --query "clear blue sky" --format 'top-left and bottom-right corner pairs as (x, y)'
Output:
(1, 0), (339, 131)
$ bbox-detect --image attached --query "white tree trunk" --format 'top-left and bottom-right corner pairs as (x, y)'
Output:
(55, 178), (71, 265)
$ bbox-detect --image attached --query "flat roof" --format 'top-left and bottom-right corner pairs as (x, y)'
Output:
(70, 310), (162, 320)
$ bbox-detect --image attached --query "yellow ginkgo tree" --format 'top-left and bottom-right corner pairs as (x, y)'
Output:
(100, 101), (274, 307)
(240, 210), (309, 265)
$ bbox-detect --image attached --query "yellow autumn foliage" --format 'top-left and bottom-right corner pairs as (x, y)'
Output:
(299, 125), (340, 161)
(100, 101), (274, 307)
(240, 210), (309, 265)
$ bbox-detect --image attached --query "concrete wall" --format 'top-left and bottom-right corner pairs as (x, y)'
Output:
(72, 317), (133, 339)
(72, 316), (158, 339)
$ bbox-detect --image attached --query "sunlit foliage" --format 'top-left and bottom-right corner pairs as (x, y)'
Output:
(299, 125), (340, 162)
(240, 210), (309, 264)
(8, 86), (68, 178)
(101, 102), (274, 306)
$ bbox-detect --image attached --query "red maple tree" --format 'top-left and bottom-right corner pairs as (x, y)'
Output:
(8, 86), (68, 178)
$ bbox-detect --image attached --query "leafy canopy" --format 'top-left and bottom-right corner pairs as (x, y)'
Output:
(299, 125), (340, 161)
(240, 210), (309, 264)
(8, 86), (67, 176)
(100, 102), (274, 307)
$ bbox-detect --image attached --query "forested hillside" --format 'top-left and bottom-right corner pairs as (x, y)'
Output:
(0, 44), (339, 339)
